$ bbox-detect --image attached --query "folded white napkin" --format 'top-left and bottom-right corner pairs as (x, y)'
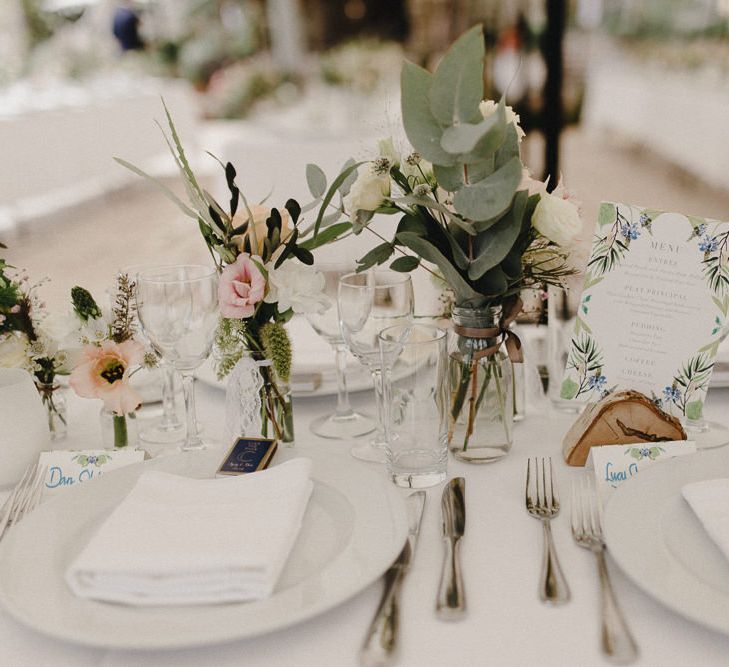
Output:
(682, 478), (729, 559)
(66, 458), (313, 606)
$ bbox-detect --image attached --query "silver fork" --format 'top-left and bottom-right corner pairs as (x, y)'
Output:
(525, 457), (570, 604)
(571, 475), (639, 664)
(0, 464), (47, 541)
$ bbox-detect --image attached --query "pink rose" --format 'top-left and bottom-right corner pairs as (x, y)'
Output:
(69, 340), (144, 415)
(219, 253), (266, 318)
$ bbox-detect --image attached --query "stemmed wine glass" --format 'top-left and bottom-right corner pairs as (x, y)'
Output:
(338, 270), (414, 462)
(306, 263), (375, 439)
(135, 265), (219, 451)
(121, 265), (184, 445)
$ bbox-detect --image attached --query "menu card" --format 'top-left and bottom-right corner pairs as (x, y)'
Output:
(560, 202), (729, 421)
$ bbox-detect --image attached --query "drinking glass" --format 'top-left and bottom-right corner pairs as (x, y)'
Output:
(121, 265), (184, 445)
(379, 324), (448, 488)
(306, 264), (375, 439)
(338, 270), (414, 462)
(136, 265), (219, 451)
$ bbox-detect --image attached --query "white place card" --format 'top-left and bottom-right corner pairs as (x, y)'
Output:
(560, 202), (729, 421)
(39, 449), (146, 494)
(587, 440), (696, 504)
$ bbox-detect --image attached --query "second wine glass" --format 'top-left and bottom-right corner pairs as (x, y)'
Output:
(306, 263), (375, 439)
(136, 265), (219, 451)
(338, 270), (414, 462)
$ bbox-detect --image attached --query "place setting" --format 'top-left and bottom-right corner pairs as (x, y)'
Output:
(5, 11), (729, 667)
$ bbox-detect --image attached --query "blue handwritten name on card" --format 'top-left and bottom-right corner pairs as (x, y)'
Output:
(39, 450), (145, 493)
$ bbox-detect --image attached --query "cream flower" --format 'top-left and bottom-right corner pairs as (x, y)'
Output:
(264, 261), (330, 315)
(377, 137), (400, 168)
(531, 192), (582, 248)
(479, 99), (526, 142)
(342, 169), (391, 218)
(231, 204), (292, 256)
(0, 333), (28, 368)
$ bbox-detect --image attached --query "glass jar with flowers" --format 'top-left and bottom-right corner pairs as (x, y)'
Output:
(117, 104), (354, 444)
(0, 258), (78, 441)
(69, 277), (155, 449)
(307, 26), (581, 461)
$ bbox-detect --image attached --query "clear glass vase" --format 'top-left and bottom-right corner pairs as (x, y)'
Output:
(257, 360), (295, 446)
(448, 306), (514, 463)
(100, 407), (138, 449)
(35, 381), (67, 441)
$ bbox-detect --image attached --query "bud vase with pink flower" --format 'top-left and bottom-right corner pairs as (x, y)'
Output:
(69, 275), (155, 448)
(118, 105), (352, 445)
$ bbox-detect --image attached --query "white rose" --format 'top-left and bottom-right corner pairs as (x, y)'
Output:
(0, 333), (29, 368)
(479, 99), (526, 142)
(531, 192), (582, 247)
(264, 261), (331, 315)
(342, 169), (390, 218)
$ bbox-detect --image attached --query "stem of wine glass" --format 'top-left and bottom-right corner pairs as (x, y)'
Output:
(180, 371), (203, 450)
(159, 363), (182, 430)
(333, 343), (354, 418)
(370, 366), (386, 447)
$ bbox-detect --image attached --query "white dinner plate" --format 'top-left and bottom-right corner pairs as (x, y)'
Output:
(604, 448), (729, 634)
(0, 448), (408, 650)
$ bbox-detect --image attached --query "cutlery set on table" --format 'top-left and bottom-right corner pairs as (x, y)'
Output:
(362, 458), (639, 666)
(361, 477), (466, 667)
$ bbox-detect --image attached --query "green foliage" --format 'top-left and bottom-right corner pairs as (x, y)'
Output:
(214, 318), (247, 380)
(71, 286), (102, 322)
(311, 25), (574, 310)
(260, 322), (292, 383)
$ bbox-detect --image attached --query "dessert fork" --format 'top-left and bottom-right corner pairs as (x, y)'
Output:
(0, 464), (47, 541)
(525, 457), (570, 604)
(571, 475), (639, 664)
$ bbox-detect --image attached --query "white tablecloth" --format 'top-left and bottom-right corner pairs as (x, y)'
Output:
(2, 378), (729, 666)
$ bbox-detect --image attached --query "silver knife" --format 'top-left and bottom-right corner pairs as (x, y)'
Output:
(360, 490), (426, 667)
(436, 477), (466, 620)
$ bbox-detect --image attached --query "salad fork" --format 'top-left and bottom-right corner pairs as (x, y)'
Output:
(525, 457), (570, 604)
(0, 464), (46, 541)
(571, 475), (639, 664)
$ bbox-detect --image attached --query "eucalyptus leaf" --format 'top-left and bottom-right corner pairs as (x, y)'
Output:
(313, 161), (364, 239)
(352, 209), (374, 234)
(429, 24), (484, 125)
(460, 98), (506, 164)
(433, 163), (465, 191)
(396, 232), (484, 306)
(356, 243), (395, 271)
(473, 266), (508, 297)
(443, 230), (470, 270)
(391, 194), (475, 236)
(320, 210), (343, 228)
(338, 158), (358, 196)
(494, 123), (519, 169)
(396, 213), (428, 237)
(306, 164), (327, 199)
(467, 189), (527, 280)
(401, 62), (455, 166)
(440, 117), (494, 155)
(453, 156), (522, 222)
(390, 256), (421, 272)
(300, 222), (351, 250)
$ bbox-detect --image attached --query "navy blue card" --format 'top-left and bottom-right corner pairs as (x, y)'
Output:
(216, 438), (278, 476)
